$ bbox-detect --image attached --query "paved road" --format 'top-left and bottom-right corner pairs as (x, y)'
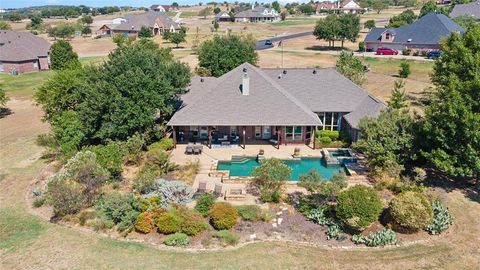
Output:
(255, 31), (313, 50)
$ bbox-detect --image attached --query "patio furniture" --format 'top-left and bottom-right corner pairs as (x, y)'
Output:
(269, 139), (278, 145)
(185, 146), (193, 155)
(221, 141), (230, 146)
(193, 144), (203, 154)
(225, 187), (246, 201)
(213, 184), (223, 198)
(218, 135), (228, 142)
(197, 181), (207, 193)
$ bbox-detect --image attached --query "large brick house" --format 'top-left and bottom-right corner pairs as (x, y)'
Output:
(168, 63), (386, 147)
(314, 0), (364, 14)
(234, 6), (280, 22)
(450, 0), (480, 20)
(99, 11), (180, 37)
(364, 13), (465, 51)
(0, 30), (51, 74)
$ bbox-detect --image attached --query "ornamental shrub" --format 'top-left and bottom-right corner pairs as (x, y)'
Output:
(154, 208), (183, 234)
(252, 158), (290, 202)
(148, 138), (174, 152)
(95, 193), (142, 232)
(352, 228), (397, 247)
(316, 130), (340, 141)
(336, 186), (383, 231)
(399, 61), (410, 78)
(134, 212), (154, 234)
(326, 223), (344, 240)
(179, 209), (207, 236)
(214, 230), (240, 246)
(320, 136), (332, 145)
(195, 193), (216, 217)
(163, 233), (190, 246)
(307, 207), (334, 226)
(210, 202), (238, 230)
(389, 191), (433, 232)
(236, 205), (263, 222)
(144, 178), (194, 208)
(83, 142), (123, 177)
(427, 200), (453, 235)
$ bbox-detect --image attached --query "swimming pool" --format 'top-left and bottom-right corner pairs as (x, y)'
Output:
(217, 156), (345, 181)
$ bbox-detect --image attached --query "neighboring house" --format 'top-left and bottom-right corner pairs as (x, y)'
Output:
(99, 11), (181, 37)
(168, 63), (386, 147)
(450, 0), (480, 20)
(215, 11), (232, 22)
(98, 17), (127, 36)
(0, 30), (51, 74)
(234, 5), (280, 22)
(314, 0), (364, 14)
(112, 17), (127, 24)
(314, 1), (336, 13)
(150, 4), (179, 12)
(364, 13), (465, 51)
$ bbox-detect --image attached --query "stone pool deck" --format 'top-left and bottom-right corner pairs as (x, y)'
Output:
(171, 144), (370, 205)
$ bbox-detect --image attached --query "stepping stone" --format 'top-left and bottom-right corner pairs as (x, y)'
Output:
(277, 218), (283, 225)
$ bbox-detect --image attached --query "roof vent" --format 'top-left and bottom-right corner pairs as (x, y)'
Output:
(282, 70), (287, 75)
(200, 78), (204, 82)
(407, 38), (412, 42)
(131, 25), (134, 29)
(313, 70), (317, 74)
(278, 74), (282, 79)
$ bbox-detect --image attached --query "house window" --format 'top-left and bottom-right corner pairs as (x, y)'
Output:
(230, 126), (237, 136)
(285, 126), (302, 141)
(254, 126), (261, 138)
(0, 62), (3, 72)
(318, 112), (343, 131)
(385, 33), (390, 40)
(33, 61), (38, 69)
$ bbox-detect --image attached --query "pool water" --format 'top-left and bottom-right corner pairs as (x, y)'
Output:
(217, 157), (344, 181)
(329, 149), (352, 157)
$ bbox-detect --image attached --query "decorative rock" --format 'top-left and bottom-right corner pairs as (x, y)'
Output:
(276, 211), (283, 216)
(277, 218), (283, 225)
(272, 223), (277, 228)
(276, 235), (282, 240)
(249, 234), (257, 240)
(282, 207), (288, 211)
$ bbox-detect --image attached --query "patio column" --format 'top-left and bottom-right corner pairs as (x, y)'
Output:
(208, 126), (212, 149)
(313, 126), (317, 150)
(172, 126), (177, 149)
(276, 127), (280, 149)
(242, 127), (246, 149)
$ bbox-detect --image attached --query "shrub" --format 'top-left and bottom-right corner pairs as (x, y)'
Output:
(307, 207), (334, 226)
(95, 193), (141, 232)
(352, 228), (397, 247)
(210, 202), (238, 230)
(389, 191), (433, 232)
(316, 130), (340, 141)
(33, 196), (46, 208)
(134, 212), (154, 234)
(358, 41), (365, 52)
(319, 136), (332, 145)
(252, 158), (290, 203)
(145, 148), (177, 176)
(122, 134), (145, 165)
(133, 165), (158, 194)
(402, 48), (412, 55)
(144, 179), (194, 208)
(399, 61), (411, 78)
(195, 193), (216, 217)
(148, 138), (174, 152)
(326, 223), (344, 240)
(163, 233), (190, 246)
(154, 208), (183, 234)
(46, 178), (85, 217)
(336, 186), (383, 231)
(83, 142), (123, 177)
(427, 200), (453, 235)
(138, 196), (161, 212)
(180, 209), (207, 236)
(214, 230), (240, 246)
(298, 170), (347, 196)
(236, 205), (263, 222)
(175, 159), (200, 184)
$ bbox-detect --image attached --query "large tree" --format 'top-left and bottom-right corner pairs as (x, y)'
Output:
(419, 1), (436, 17)
(50, 40), (80, 70)
(336, 51), (365, 85)
(314, 14), (360, 48)
(197, 34), (258, 77)
(37, 40), (191, 147)
(421, 26), (480, 184)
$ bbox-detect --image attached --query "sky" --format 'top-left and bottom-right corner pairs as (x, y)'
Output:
(0, 0), (199, 9)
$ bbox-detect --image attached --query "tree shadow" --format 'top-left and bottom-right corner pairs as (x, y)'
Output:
(423, 167), (479, 204)
(305, 45), (346, 52)
(0, 108), (12, 119)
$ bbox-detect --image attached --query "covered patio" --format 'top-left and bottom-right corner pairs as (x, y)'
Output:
(171, 125), (319, 149)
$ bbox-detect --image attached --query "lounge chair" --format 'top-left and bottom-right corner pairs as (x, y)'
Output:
(213, 184), (223, 198)
(197, 181), (207, 193)
(185, 146), (193, 155)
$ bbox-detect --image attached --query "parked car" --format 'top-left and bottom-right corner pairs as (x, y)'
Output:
(427, 51), (441, 59)
(376, 47), (398, 55)
(264, 39), (273, 46)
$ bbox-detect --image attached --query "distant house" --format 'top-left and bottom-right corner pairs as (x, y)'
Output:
(314, 0), (364, 14)
(99, 11), (181, 37)
(168, 63), (386, 145)
(450, 0), (480, 20)
(215, 11), (232, 22)
(150, 4), (179, 12)
(0, 30), (51, 74)
(234, 5), (280, 22)
(364, 13), (465, 51)
(112, 17), (127, 24)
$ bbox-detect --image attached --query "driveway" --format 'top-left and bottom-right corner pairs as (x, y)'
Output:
(255, 31), (313, 50)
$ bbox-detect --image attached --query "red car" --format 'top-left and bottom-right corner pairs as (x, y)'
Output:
(376, 47), (399, 55)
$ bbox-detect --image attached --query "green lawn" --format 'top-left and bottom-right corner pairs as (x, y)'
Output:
(271, 18), (318, 27)
(0, 71), (53, 97)
(363, 57), (434, 83)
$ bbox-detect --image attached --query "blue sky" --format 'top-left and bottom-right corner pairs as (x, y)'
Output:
(1, 0), (200, 9)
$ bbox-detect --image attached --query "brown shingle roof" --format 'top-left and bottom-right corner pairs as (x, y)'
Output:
(112, 11), (179, 32)
(0, 31), (51, 62)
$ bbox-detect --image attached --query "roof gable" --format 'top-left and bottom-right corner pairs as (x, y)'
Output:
(0, 30), (51, 62)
